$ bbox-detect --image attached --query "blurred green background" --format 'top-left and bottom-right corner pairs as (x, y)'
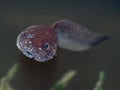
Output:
(0, 0), (120, 90)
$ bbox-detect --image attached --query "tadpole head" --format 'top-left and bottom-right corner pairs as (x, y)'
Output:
(16, 25), (57, 62)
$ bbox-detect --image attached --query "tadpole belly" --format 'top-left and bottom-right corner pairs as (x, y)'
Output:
(53, 20), (108, 51)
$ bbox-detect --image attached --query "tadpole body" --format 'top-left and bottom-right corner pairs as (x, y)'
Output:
(16, 20), (108, 62)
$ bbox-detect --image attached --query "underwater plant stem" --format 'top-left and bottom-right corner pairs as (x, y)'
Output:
(93, 71), (106, 90)
(0, 64), (18, 90)
(51, 70), (77, 90)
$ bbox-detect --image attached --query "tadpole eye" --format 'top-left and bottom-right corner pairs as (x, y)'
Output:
(44, 43), (49, 49)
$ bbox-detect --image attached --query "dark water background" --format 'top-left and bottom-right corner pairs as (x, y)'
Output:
(0, 0), (120, 90)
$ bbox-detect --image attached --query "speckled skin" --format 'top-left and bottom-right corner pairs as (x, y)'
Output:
(16, 25), (57, 62)
(16, 20), (108, 62)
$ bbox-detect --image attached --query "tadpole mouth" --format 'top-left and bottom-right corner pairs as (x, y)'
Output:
(23, 50), (34, 58)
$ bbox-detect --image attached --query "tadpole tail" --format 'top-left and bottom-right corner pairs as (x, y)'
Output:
(52, 19), (109, 51)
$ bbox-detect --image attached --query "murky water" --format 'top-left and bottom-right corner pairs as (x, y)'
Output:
(0, 0), (120, 90)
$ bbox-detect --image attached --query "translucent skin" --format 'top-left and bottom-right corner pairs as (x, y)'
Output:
(53, 20), (108, 51)
(16, 25), (57, 62)
(16, 20), (108, 62)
